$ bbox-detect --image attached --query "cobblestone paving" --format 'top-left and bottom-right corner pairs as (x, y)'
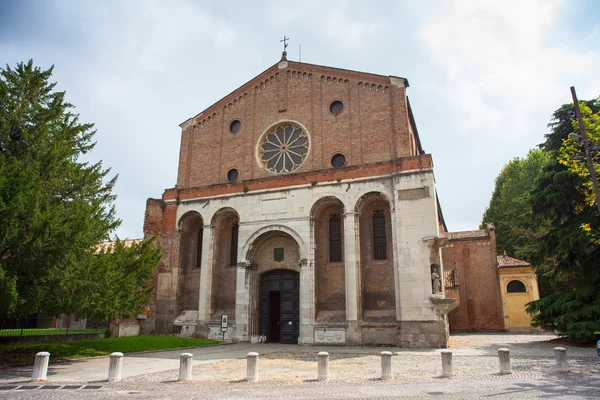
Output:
(1, 334), (598, 399)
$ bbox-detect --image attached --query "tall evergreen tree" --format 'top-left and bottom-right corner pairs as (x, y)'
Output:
(0, 61), (158, 320)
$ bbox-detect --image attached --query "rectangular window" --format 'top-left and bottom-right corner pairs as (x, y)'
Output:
(372, 210), (387, 260)
(329, 214), (342, 262)
(230, 223), (239, 266)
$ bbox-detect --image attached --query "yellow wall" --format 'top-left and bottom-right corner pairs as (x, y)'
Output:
(499, 267), (540, 332)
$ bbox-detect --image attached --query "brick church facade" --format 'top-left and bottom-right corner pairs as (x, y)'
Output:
(142, 53), (513, 347)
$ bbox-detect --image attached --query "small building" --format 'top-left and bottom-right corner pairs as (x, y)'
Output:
(497, 252), (540, 332)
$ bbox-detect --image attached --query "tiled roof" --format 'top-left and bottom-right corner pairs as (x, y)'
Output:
(497, 253), (531, 267)
(442, 230), (489, 240)
(96, 239), (143, 253)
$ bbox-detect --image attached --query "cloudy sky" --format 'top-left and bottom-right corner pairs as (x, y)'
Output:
(2, 0), (599, 238)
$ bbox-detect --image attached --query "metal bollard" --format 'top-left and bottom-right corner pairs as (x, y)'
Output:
(498, 348), (511, 374)
(441, 350), (452, 377)
(554, 347), (569, 372)
(107, 352), (124, 383)
(246, 352), (259, 382)
(380, 351), (392, 379)
(31, 352), (50, 382)
(178, 353), (193, 381)
(317, 352), (330, 381)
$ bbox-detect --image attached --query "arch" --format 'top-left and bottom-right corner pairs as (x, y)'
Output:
(210, 207), (240, 226)
(507, 279), (527, 293)
(310, 195), (345, 218)
(177, 210), (204, 310)
(178, 210), (203, 231)
(242, 225), (308, 263)
(354, 190), (394, 214)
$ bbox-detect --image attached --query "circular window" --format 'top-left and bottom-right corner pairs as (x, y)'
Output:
(227, 168), (239, 182)
(331, 153), (346, 168)
(230, 120), (241, 134)
(330, 100), (344, 116)
(258, 122), (309, 174)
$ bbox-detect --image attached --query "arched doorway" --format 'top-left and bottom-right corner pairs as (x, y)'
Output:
(259, 269), (299, 344)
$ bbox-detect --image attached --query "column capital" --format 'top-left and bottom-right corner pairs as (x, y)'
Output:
(236, 261), (253, 269)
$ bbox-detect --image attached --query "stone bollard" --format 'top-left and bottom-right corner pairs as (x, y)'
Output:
(498, 348), (511, 374)
(246, 352), (259, 382)
(178, 353), (193, 381)
(31, 352), (50, 382)
(441, 350), (452, 378)
(317, 352), (330, 381)
(107, 352), (124, 383)
(554, 347), (569, 372)
(380, 351), (393, 379)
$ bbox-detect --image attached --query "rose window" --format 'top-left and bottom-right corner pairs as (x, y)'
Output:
(258, 122), (309, 174)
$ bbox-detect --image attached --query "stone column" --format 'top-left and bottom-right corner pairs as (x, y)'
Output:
(178, 353), (193, 381)
(380, 351), (393, 379)
(31, 352), (50, 382)
(298, 258), (315, 344)
(317, 352), (330, 381)
(498, 348), (511, 374)
(441, 350), (452, 377)
(554, 347), (569, 372)
(343, 212), (359, 322)
(198, 225), (214, 321)
(107, 352), (124, 383)
(246, 352), (259, 382)
(234, 263), (250, 342)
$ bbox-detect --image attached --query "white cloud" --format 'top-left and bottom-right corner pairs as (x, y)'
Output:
(417, 0), (600, 231)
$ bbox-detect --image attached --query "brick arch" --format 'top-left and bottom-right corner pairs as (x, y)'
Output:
(355, 191), (396, 322)
(177, 210), (204, 311)
(310, 195), (347, 323)
(210, 206), (240, 321)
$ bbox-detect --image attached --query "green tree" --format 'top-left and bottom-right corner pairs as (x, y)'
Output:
(0, 60), (159, 320)
(481, 149), (551, 260)
(525, 98), (600, 341)
(54, 238), (161, 322)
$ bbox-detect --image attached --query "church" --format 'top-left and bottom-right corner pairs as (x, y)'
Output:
(141, 48), (537, 347)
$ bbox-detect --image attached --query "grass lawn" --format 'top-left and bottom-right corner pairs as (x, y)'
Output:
(0, 328), (105, 337)
(0, 336), (221, 367)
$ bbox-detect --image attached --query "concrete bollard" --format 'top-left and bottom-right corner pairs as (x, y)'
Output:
(317, 352), (330, 381)
(380, 351), (393, 379)
(441, 350), (453, 377)
(31, 352), (50, 382)
(246, 352), (259, 382)
(554, 347), (569, 372)
(498, 348), (511, 374)
(107, 352), (124, 383)
(178, 353), (193, 381)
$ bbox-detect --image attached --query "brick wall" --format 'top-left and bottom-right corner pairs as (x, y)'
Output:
(176, 61), (418, 193)
(441, 228), (505, 332)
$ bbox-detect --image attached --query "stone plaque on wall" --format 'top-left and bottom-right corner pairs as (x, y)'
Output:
(397, 186), (430, 200)
(314, 328), (345, 344)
